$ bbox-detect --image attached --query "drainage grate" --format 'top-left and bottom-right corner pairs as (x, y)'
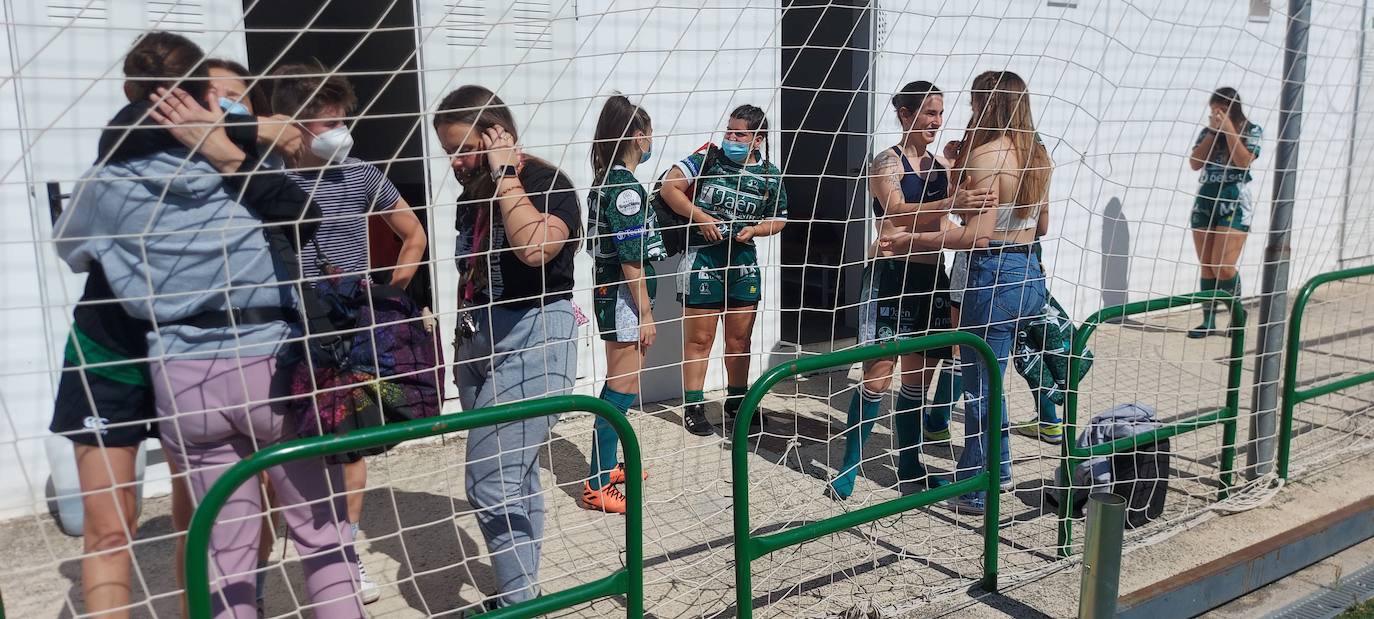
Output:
(1267, 561), (1374, 619)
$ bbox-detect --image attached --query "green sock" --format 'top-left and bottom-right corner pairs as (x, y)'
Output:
(685, 389), (705, 405)
(1216, 275), (1240, 298)
(590, 385), (636, 490)
(927, 366), (959, 431)
(1200, 277), (1218, 328)
(831, 387), (883, 498)
(1036, 390), (1061, 425)
(724, 385), (748, 417)
(893, 383), (928, 481)
(1217, 275), (1240, 326)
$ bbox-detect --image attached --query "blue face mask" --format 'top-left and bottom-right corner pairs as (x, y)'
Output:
(639, 142), (653, 164)
(219, 97), (250, 117)
(721, 139), (753, 164)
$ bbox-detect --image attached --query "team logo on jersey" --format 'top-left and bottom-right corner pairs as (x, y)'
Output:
(616, 190), (642, 216)
(879, 307), (894, 317)
(877, 326), (895, 339)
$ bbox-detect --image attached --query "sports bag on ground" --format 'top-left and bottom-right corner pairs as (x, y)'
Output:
(1045, 403), (1170, 528)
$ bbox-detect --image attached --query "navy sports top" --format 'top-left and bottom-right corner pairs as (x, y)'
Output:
(871, 146), (949, 216)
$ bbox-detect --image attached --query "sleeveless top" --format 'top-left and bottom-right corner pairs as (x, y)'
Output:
(871, 146), (948, 216)
(993, 202), (1040, 232)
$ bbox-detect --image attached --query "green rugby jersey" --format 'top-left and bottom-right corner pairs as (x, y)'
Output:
(1194, 123), (1263, 186)
(588, 165), (666, 285)
(674, 149), (788, 247)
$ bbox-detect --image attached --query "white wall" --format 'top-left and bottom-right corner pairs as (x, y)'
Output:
(874, 0), (1370, 319)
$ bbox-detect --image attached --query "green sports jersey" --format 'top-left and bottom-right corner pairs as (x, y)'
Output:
(675, 150), (788, 247)
(588, 166), (666, 286)
(1194, 123), (1263, 186)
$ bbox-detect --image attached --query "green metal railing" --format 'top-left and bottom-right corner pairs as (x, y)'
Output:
(1056, 291), (1246, 557)
(731, 332), (1004, 618)
(1278, 265), (1374, 480)
(184, 395), (644, 619)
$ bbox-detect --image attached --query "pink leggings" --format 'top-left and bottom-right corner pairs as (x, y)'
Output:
(153, 355), (363, 619)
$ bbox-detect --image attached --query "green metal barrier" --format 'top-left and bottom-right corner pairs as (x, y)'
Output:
(1278, 265), (1374, 480)
(731, 332), (1004, 617)
(184, 395), (644, 619)
(1056, 291), (1246, 557)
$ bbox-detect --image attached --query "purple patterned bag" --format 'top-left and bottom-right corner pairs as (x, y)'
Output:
(289, 279), (446, 449)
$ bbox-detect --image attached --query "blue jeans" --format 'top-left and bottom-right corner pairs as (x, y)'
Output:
(456, 300), (577, 607)
(954, 249), (1047, 496)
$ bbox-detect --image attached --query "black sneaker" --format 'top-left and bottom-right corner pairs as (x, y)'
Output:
(683, 404), (714, 436)
(1186, 324), (1214, 339)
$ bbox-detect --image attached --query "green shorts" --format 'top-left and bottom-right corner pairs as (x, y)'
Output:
(594, 278), (656, 342)
(676, 242), (761, 309)
(1191, 182), (1253, 232)
(857, 259), (953, 358)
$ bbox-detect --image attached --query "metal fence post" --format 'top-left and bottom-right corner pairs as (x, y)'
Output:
(1248, 0), (1311, 479)
(1078, 493), (1127, 619)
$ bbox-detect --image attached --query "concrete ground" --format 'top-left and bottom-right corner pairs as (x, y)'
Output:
(2, 280), (1372, 618)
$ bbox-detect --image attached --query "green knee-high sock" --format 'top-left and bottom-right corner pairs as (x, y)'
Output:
(1216, 275), (1240, 324)
(830, 387), (883, 498)
(1200, 277), (1218, 328)
(927, 366), (960, 432)
(893, 383), (928, 481)
(724, 385), (748, 417)
(685, 389), (704, 406)
(1036, 390), (1061, 425)
(590, 385), (637, 490)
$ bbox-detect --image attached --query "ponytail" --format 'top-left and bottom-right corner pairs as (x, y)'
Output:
(591, 94), (652, 183)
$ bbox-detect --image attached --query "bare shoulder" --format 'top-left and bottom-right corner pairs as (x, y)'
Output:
(968, 138), (1016, 170)
(871, 147), (901, 171)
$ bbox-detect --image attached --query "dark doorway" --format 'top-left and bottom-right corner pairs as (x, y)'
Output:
(779, 1), (873, 346)
(241, 0), (433, 307)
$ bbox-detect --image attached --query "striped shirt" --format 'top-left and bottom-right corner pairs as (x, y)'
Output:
(287, 157), (402, 281)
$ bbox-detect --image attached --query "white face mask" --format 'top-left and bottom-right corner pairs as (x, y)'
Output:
(309, 125), (354, 163)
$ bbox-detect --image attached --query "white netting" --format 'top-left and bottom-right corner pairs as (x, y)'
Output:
(1, 1), (1373, 618)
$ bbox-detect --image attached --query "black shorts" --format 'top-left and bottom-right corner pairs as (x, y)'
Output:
(50, 358), (157, 447)
(857, 258), (953, 359)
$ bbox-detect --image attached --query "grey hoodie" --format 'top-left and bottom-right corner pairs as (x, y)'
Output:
(55, 148), (298, 359)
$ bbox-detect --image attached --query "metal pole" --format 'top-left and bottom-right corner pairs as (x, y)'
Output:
(1248, 0), (1310, 479)
(1078, 493), (1127, 619)
(1337, 0), (1367, 266)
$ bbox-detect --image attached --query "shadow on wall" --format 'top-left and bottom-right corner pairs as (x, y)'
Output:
(1101, 196), (1132, 311)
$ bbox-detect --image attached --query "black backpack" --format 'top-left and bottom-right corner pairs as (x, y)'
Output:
(650, 143), (719, 257)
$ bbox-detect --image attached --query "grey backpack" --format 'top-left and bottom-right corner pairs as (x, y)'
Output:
(1048, 403), (1171, 528)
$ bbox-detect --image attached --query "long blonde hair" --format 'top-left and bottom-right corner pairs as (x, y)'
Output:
(957, 71), (1051, 219)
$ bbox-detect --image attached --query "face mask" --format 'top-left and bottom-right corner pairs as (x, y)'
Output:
(309, 125), (354, 163)
(219, 97), (250, 117)
(721, 139), (752, 164)
(639, 141), (653, 164)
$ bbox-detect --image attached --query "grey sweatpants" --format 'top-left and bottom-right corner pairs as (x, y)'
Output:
(152, 355), (363, 619)
(455, 300), (576, 607)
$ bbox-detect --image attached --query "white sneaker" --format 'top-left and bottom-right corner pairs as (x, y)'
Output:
(358, 560), (381, 605)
